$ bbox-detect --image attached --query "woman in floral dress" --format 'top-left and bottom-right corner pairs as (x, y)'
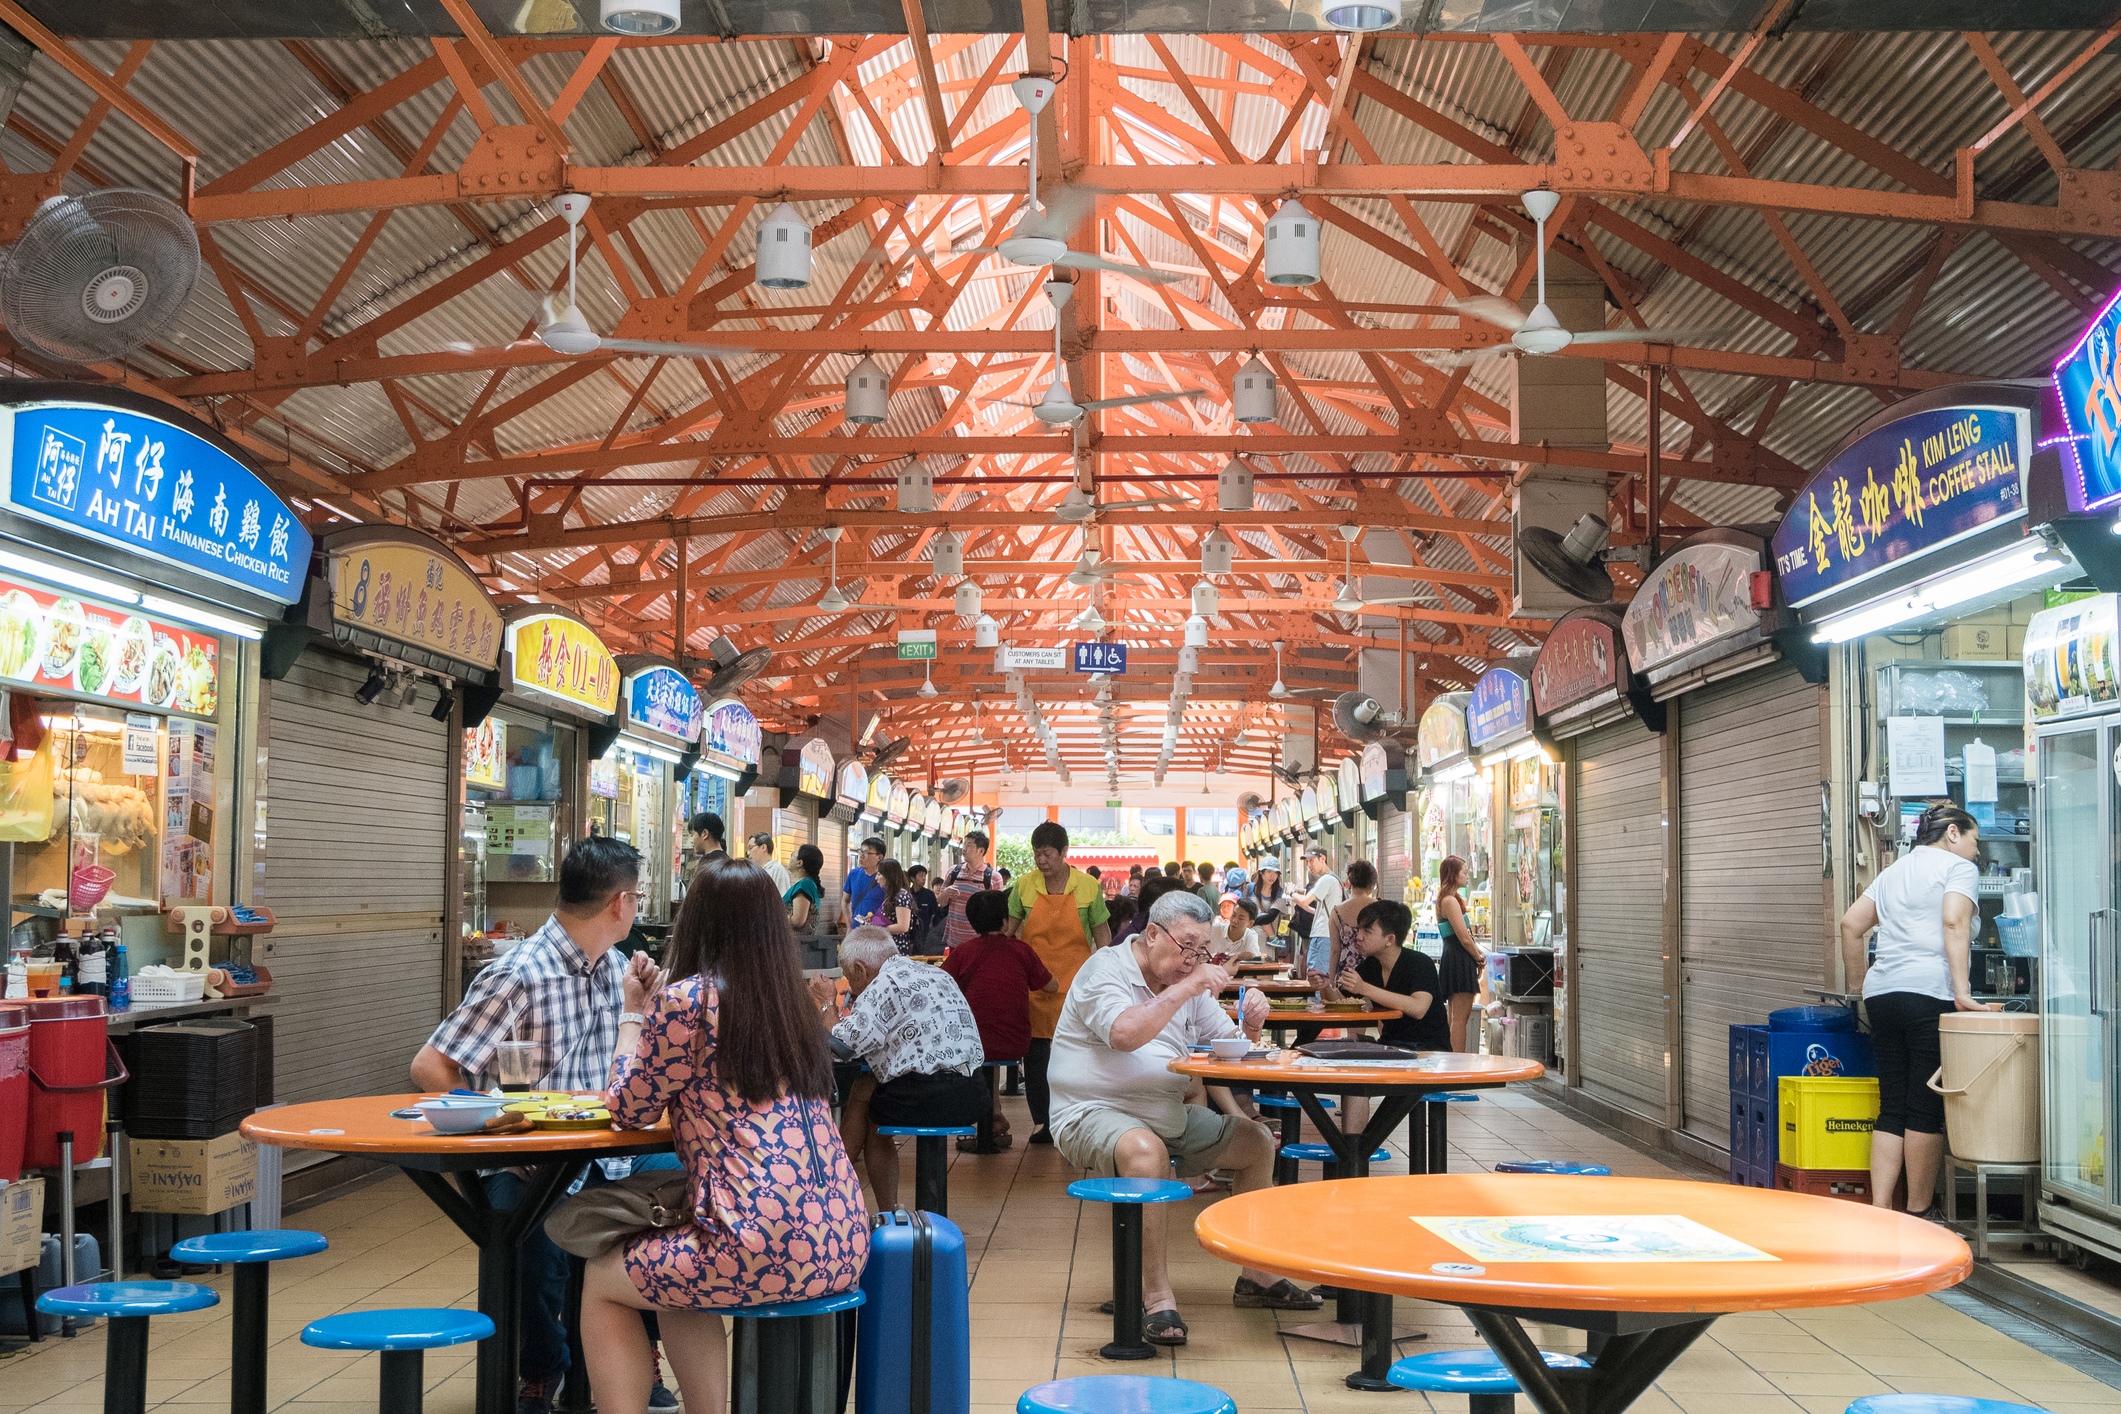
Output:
(582, 856), (870, 1414)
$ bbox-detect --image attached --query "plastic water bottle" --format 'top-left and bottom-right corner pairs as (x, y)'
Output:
(108, 942), (130, 1012)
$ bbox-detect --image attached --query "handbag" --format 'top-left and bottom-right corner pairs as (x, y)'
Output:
(542, 1167), (693, 1258)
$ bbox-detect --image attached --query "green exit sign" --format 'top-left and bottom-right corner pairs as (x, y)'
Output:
(898, 641), (936, 660)
(1106, 798), (1123, 809)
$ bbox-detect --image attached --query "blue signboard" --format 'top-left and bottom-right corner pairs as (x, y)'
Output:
(1073, 641), (1126, 674)
(2, 401), (312, 604)
(1467, 668), (1530, 750)
(624, 664), (703, 744)
(2054, 290), (2121, 513)
(1771, 403), (2029, 609)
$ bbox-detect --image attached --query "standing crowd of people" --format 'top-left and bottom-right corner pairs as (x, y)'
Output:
(411, 819), (1489, 1412)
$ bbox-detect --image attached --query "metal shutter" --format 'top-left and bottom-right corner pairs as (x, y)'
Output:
(1678, 663), (1824, 1146)
(263, 651), (448, 1106)
(1377, 804), (1412, 905)
(776, 800), (813, 878)
(1572, 717), (1668, 1123)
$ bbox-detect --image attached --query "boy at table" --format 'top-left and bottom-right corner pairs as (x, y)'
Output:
(410, 836), (681, 1414)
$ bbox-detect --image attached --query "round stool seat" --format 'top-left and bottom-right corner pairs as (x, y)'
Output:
(717, 1288), (866, 1319)
(302, 1308), (495, 1352)
(1254, 1094), (1333, 1111)
(1279, 1143), (1390, 1164)
(1067, 1177), (1194, 1205)
(876, 1125), (978, 1137)
(1846, 1400), (2055, 1414)
(1019, 1374), (1237, 1414)
(171, 1230), (330, 1265)
(1493, 1161), (1611, 1176)
(1387, 1349), (1588, 1394)
(1423, 1092), (1481, 1103)
(38, 1281), (218, 1319)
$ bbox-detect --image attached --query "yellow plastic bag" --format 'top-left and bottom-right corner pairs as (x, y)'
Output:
(0, 740), (55, 842)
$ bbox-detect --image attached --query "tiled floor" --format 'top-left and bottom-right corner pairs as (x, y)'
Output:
(3, 1087), (2118, 1413)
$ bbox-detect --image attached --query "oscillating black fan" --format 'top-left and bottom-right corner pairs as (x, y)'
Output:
(2, 190), (200, 364)
(1516, 513), (1616, 604)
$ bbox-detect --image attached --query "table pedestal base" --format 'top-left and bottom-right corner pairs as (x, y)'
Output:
(1282, 1319), (1429, 1348)
(1467, 1309), (1716, 1414)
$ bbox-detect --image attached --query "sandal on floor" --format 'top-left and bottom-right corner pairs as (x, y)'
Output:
(1144, 1309), (1189, 1345)
(1233, 1277), (1324, 1311)
(957, 1135), (1012, 1153)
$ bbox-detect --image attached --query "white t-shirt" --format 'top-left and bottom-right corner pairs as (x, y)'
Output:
(1861, 845), (1980, 1001)
(1305, 873), (1343, 938)
(1046, 940), (1239, 1144)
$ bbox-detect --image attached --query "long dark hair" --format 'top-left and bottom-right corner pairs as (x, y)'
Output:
(877, 858), (910, 905)
(1439, 855), (1467, 897)
(663, 856), (831, 1102)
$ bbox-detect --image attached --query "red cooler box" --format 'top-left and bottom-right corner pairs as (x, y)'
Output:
(26, 997), (123, 1170)
(0, 1005), (27, 1181)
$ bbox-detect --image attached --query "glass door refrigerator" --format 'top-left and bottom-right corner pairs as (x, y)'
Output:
(2030, 596), (2121, 1262)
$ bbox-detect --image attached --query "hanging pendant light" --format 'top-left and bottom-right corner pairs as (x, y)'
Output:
(1263, 199), (1321, 287)
(1233, 356), (1277, 423)
(930, 530), (963, 576)
(845, 356), (889, 425)
(755, 202), (813, 289)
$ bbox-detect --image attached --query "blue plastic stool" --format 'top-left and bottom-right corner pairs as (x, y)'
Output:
(1068, 1178), (1194, 1360)
(1387, 1347), (1589, 1414)
(1020, 1374), (1236, 1414)
(38, 1282), (220, 1414)
(1846, 1400), (2054, 1414)
(1256, 1093), (1331, 1183)
(303, 1308), (493, 1414)
(722, 1287), (866, 1414)
(171, 1230), (329, 1414)
(1279, 1142), (1391, 1180)
(877, 1125), (978, 1216)
(1419, 1091), (1480, 1174)
(1494, 1161), (1611, 1176)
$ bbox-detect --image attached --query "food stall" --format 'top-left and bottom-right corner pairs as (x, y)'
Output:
(1334, 757), (1368, 866)
(1413, 693), (1483, 946)
(465, 606), (619, 986)
(772, 737), (835, 887)
(1531, 606), (1658, 1093)
(1465, 666), (1556, 1064)
(263, 527), (498, 1105)
(824, 760), (868, 930)
(685, 697), (761, 859)
(602, 659), (702, 928)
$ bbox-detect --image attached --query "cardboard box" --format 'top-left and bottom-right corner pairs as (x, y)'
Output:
(128, 1132), (257, 1215)
(1943, 622), (2010, 659)
(2008, 624), (2027, 660)
(0, 1178), (43, 1275)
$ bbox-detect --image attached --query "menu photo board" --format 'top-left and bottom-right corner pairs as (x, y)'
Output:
(1772, 402), (2030, 607)
(698, 698), (760, 778)
(0, 398), (313, 605)
(464, 715), (507, 790)
(1467, 668), (1530, 750)
(1621, 536), (1765, 677)
(509, 613), (619, 717)
(0, 573), (219, 717)
(798, 738), (835, 798)
(623, 663), (704, 747)
(2054, 292), (2121, 513)
(1417, 694), (1470, 768)
(837, 759), (869, 809)
(327, 530), (501, 670)
(2024, 594), (2120, 721)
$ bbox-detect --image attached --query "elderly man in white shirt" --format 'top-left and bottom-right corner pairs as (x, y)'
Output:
(1047, 891), (1323, 1346)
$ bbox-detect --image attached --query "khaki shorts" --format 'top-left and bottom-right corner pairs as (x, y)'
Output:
(1054, 1104), (1242, 1179)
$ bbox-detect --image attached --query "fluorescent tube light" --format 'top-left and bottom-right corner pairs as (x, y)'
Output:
(141, 594), (264, 641)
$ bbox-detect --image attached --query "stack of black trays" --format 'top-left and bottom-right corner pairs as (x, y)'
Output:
(124, 1020), (257, 1138)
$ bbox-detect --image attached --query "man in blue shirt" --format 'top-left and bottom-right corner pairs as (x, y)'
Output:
(842, 834), (886, 925)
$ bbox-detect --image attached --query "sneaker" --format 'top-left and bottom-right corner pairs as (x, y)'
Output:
(1028, 1127), (1054, 1146)
(648, 1380), (682, 1410)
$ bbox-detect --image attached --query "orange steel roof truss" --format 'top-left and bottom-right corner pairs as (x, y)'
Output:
(2, 18), (2118, 780)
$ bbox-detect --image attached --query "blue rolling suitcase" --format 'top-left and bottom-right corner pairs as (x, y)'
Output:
(855, 1209), (969, 1414)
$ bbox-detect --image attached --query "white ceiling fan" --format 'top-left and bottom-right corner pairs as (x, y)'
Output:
(974, 281), (1202, 429)
(1328, 525), (1439, 613)
(1439, 190), (1729, 365)
(1266, 639), (1337, 699)
(446, 195), (758, 363)
(1066, 547), (1149, 586)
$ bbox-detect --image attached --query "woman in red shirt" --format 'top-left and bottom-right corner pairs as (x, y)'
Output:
(941, 890), (1058, 1150)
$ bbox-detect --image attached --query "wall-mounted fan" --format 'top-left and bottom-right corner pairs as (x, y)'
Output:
(1331, 690), (1413, 744)
(2, 189), (200, 363)
(699, 634), (774, 695)
(1516, 513), (1617, 604)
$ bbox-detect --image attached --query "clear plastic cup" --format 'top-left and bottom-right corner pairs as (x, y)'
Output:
(24, 962), (62, 999)
(494, 1040), (541, 1093)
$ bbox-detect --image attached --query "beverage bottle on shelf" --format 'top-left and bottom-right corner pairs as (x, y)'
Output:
(3, 937), (26, 1000)
(108, 942), (130, 1012)
(75, 934), (106, 999)
(52, 937), (75, 994)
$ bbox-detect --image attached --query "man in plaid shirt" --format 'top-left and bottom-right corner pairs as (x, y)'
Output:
(938, 828), (1002, 952)
(411, 836), (652, 1414)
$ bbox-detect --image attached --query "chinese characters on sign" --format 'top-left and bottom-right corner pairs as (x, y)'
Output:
(1073, 641), (1128, 674)
(1467, 668), (1530, 750)
(509, 615), (620, 716)
(1770, 404), (2030, 608)
(8, 402), (312, 604)
(624, 665), (704, 744)
(1532, 612), (1622, 716)
(698, 699), (760, 776)
(329, 539), (501, 669)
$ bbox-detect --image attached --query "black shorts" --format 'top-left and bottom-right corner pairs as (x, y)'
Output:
(1866, 991), (1953, 1137)
(869, 1069), (988, 1130)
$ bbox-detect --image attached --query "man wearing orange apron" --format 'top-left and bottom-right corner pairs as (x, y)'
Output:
(1006, 820), (1111, 1145)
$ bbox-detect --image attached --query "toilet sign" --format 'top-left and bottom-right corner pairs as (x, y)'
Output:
(1073, 642), (1126, 674)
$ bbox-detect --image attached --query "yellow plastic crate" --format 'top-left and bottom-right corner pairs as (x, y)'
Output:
(1778, 1075), (1880, 1171)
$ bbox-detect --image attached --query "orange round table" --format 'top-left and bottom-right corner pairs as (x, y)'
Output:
(1196, 1174), (1971, 1410)
(244, 1097), (672, 1414)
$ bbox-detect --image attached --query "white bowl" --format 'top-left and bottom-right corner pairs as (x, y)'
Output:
(416, 1098), (506, 1134)
(1210, 1036), (1251, 1061)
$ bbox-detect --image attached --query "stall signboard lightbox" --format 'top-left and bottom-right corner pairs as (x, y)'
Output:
(1417, 694), (1471, 771)
(1468, 668), (1531, 753)
(327, 530), (501, 673)
(838, 761), (869, 812)
(1300, 786), (1321, 831)
(925, 799), (944, 836)
(798, 739), (835, 799)
(865, 771), (893, 821)
(1337, 757), (1361, 823)
(2052, 291), (2121, 515)
(1772, 403), (2031, 608)
(508, 613), (619, 718)
(888, 785), (912, 827)
(697, 699), (760, 780)
(0, 397), (313, 606)
(1531, 606), (1640, 737)
(1318, 775), (1339, 825)
(623, 665), (703, 748)
(1622, 534), (1771, 692)
(1359, 742), (1403, 813)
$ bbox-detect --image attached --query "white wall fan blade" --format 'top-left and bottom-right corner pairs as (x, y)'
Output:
(1051, 252), (1186, 285)
(1078, 390), (1194, 412)
(1569, 324), (1738, 346)
(599, 337), (756, 360)
(1447, 294), (1528, 332)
